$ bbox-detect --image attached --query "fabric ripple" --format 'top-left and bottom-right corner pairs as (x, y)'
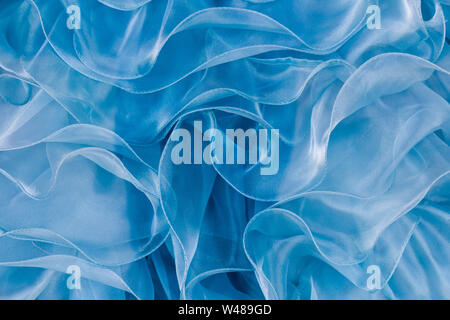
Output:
(0, 0), (448, 299)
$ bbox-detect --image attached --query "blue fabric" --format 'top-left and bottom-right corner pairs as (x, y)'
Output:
(0, 0), (449, 299)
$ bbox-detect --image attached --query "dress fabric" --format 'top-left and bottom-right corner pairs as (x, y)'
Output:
(0, 0), (449, 300)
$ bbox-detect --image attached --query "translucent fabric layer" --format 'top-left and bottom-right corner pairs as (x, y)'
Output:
(0, 0), (448, 299)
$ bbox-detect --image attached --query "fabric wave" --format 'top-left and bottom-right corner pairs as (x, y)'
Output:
(0, 0), (448, 299)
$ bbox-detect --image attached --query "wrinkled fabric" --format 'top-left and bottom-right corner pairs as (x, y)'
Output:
(0, 0), (449, 300)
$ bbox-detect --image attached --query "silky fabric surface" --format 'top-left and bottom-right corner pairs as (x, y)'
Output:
(0, 0), (449, 299)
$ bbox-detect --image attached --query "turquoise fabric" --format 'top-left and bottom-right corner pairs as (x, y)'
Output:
(0, 0), (448, 299)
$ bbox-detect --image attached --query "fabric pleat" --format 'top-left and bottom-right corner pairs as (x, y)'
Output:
(0, 0), (448, 299)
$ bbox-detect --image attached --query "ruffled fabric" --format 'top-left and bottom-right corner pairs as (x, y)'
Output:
(0, 0), (449, 299)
